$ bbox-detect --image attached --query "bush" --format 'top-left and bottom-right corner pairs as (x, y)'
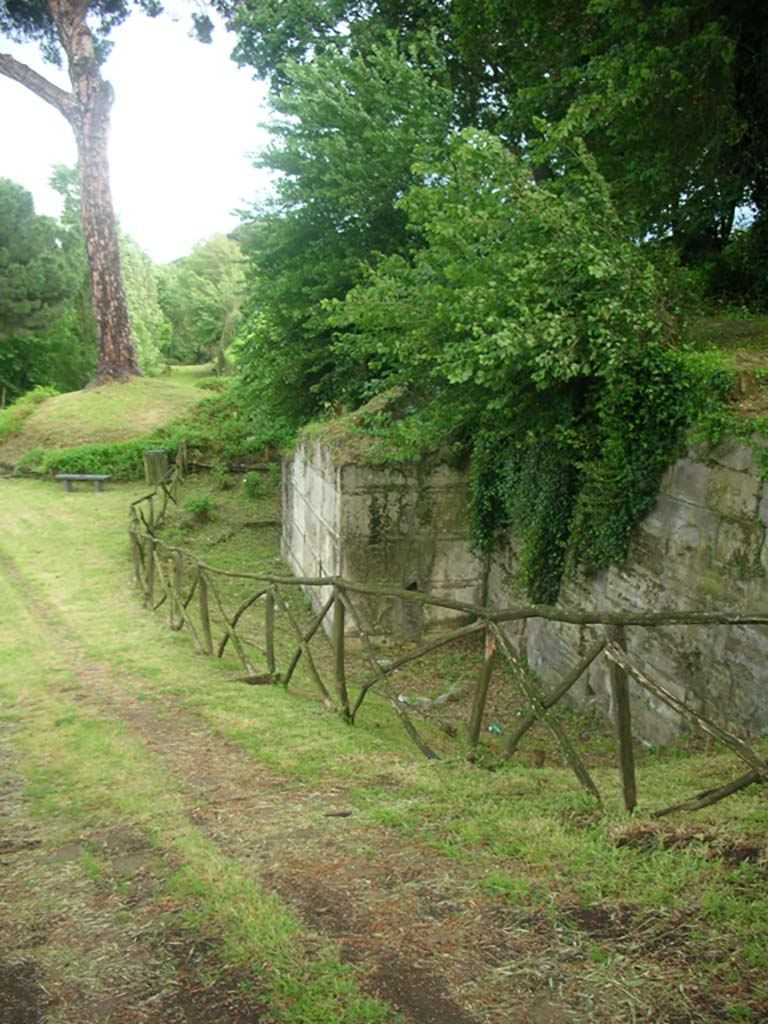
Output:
(16, 438), (179, 480)
(182, 495), (216, 523)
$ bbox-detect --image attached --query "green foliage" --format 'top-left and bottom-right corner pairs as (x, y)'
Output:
(696, 213), (768, 311)
(454, 1), (766, 255)
(236, 35), (455, 423)
(194, 376), (228, 392)
(334, 128), (678, 401)
(0, 384), (59, 443)
(0, 0), (164, 67)
(241, 471), (265, 499)
(17, 437), (177, 480)
(182, 494), (216, 522)
(334, 130), (733, 600)
(177, 379), (295, 465)
(119, 234), (170, 375)
(0, 177), (94, 400)
(569, 348), (734, 575)
(157, 234), (244, 369)
(225, 0), (768, 269)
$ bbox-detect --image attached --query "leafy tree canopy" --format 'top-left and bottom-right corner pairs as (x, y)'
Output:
(330, 130), (730, 599)
(0, 176), (95, 400)
(158, 233), (244, 369)
(119, 234), (169, 375)
(0, 0), (162, 64)
(223, 0), (767, 255)
(236, 35), (455, 421)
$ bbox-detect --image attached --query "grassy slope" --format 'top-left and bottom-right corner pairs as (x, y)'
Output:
(1, 472), (767, 1023)
(0, 365), (211, 467)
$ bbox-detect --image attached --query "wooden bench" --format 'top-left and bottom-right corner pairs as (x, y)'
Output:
(55, 473), (112, 493)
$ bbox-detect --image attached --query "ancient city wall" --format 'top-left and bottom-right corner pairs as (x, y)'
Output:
(282, 434), (768, 742)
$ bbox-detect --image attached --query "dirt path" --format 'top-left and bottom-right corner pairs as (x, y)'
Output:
(0, 488), (574, 1024)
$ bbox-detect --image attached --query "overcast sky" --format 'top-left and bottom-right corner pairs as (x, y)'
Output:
(0, 4), (273, 263)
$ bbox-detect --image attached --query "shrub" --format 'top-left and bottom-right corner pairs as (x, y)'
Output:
(182, 495), (216, 523)
(16, 438), (178, 480)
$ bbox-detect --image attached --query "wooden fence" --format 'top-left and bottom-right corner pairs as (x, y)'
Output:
(128, 450), (768, 817)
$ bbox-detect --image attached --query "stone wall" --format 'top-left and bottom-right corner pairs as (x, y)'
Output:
(282, 435), (485, 638)
(283, 434), (768, 741)
(488, 439), (768, 743)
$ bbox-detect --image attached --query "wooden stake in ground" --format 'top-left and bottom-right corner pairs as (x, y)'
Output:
(143, 450), (169, 486)
(607, 625), (637, 813)
(466, 630), (495, 759)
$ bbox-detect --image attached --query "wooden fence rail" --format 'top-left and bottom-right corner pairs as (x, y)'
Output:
(128, 450), (768, 817)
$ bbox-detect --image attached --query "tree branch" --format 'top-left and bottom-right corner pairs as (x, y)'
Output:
(0, 52), (74, 120)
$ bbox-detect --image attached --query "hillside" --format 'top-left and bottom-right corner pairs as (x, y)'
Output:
(0, 366), (211, 470)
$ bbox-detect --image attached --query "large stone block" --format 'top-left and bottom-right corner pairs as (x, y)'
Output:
(710, 439), (756, 473)
(705, 465), (761, 518)
(430, 540), (484, 588)
(758, 487), (768, 527)
(714, 521), (764, 573)
(661, 458), (712, 506)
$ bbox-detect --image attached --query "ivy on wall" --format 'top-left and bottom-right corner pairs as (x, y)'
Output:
(331, 131), (736, 602)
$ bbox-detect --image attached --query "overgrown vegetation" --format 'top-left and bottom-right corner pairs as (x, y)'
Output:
(325, 134), (737, 599)
(224, 11), (767, 602)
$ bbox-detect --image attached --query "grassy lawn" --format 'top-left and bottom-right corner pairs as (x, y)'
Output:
(1, 470), (766, 1022)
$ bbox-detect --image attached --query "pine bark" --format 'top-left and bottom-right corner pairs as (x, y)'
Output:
(0, 0), (140, 382)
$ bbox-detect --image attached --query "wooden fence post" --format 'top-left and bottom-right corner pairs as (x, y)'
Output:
(198, 570), (214, 655)
(265, 587), (276, 675)
(173, 550), (184, 629)
(607, 624), (637, 813)
(145, 539), (156, 608)
(332, 587), (350, 720)
(467, 630), (495, 758)
(166, 555), (177, 626)
(130, 531), (143, 589)
(144, 449), (168, 486)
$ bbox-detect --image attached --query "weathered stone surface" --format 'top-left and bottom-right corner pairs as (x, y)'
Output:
(283, 433), (768, 743)
(758, 487), (768, 526)
(661, 458), (712, 506)
(705, 464), (761, 518)
(284, 437), (487, 636)
(710, 439), (756, 473)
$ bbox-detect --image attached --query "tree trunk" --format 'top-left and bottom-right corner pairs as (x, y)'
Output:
(0, 0), (141, 383)
(53, 0), (140, 383)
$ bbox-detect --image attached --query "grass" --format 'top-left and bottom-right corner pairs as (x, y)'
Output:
(0, 497), (396, 1023)
(686, 311), (768, 352)
(0, 365), (211, 468)
(2, 465), (768, 1020)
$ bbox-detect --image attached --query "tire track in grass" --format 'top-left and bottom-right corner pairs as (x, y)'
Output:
(0, 491), (576, 1024)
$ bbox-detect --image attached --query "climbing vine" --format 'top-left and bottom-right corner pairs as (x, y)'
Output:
(333, 130), (736, 602)
(466, 349), (732, 601)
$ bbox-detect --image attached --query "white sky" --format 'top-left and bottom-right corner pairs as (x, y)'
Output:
(0, 4), (273, 263)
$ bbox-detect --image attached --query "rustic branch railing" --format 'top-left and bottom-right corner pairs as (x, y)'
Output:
(129, 455), (768, 817)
